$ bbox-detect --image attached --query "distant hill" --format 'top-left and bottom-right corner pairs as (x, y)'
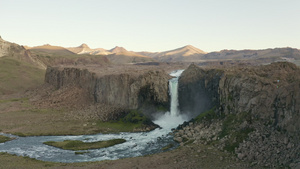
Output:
(0, 36), (25, 58)
(138, 45), (206, 62)
(67, 44), (153, 64)
(109, 46), (127, 53)
(105, 53), (154, 64)
(67, 44), (111, 55)
(28, 44), (109, 66)
(0, 36), (45, 94)
(0, 36), (46, 69)
(3, 35), (300, 65)
(30, 44), (76, 56)
(203, 48), (300, 61)
(67, 43), (90, 54)
(105, 46), (154, 64)
(0, 37), (111, 94)
(139, 46), (300, 64)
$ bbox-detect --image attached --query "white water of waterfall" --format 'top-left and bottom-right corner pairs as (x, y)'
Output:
(169, 69), (184, 116)
(0, 69), (189, 163)
(154, 69), (188, 129)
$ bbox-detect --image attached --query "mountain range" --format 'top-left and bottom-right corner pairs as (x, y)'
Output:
(66, 44), (208, 62)
(1, 35), (300, 94)
(2, 36), (300, 65)
(65, 43), (300, 64)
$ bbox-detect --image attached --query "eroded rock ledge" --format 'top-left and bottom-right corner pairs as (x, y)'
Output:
(174, 62), (300, 168)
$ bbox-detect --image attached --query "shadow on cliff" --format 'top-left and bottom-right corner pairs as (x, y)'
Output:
(178, 64), (223, 118)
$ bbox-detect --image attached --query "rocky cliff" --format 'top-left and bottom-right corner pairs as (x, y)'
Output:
(45, 66), (171, 118)
(178, 64), (223, 117)
(175, 62), (300, 168)
(217, 62), (300, 134)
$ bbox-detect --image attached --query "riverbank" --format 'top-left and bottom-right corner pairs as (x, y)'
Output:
(0, 94), (156, 137)
(0, 143), (255, 169)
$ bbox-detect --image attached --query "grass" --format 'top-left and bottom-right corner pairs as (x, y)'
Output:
(0, 135), (14, 143)
(0, 57), (45, 95)
(0, 107), (98, 136)
(193, 108), (255, 153)
(96, 110), (156, 133)
(193, 106), (219, 123)
(0, 98), (28, 104)
(0, 152), (108, 168)
(161, 144), (174, 151)
(29, 48), (109, 66)
(96, 121), (143, 133)
(121, 110), (152, 125)
(44, 139), (126, 151)
(218, 112), (255, 153)
(75, 151), (90, 155)
(0, 103), (156, 136)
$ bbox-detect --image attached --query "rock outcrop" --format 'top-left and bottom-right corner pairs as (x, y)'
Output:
(217, 62), (300, 134)
(0, 36), (46, 69)
(174, 62), (300, 168)
(178, 63), (223, 117)
(44, 66), (171, 118)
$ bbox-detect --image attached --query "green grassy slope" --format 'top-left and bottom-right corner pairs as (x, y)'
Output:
(0, 57), (45, 94)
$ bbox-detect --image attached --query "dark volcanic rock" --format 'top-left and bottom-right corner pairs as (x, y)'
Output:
(178, 63), (223, 117)
(174, 62), (300, 168)
(218, 62), (300, 134)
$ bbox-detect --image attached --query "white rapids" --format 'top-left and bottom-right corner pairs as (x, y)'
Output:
(0, 69), (189, 163)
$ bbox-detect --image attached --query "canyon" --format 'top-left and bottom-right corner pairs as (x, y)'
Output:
(1, 36), (300, 168)
(31, 60), (300, 167)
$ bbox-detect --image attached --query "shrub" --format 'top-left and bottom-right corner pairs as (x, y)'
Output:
(121, 110), (151, 125)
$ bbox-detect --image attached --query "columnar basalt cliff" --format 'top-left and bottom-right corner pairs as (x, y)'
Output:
(175, 62), (300, 168)
(45, 66), (171, 118)
(218, 62), (300, 133)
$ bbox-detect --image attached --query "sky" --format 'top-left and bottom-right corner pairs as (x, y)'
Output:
(0, 0), (299, 52)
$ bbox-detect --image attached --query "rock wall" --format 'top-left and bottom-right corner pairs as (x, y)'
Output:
(179, 62), (300, 133)
(45, 67), (171, 117)
(178, 64), (223, 117)
(176, 62), (300, 167)
(218, 62), (300, 134)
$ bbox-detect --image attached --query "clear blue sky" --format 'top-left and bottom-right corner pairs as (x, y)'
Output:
(0, 0), (299, 52)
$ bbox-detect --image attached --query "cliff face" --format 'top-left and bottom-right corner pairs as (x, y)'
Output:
(176, 62), (300, 167)
(93, 70), (170, 112)
(218, 62), (300, 133)
(45, 67), (171, 117)
(178, 64), (223, 117)
(179, 62), (300, 133)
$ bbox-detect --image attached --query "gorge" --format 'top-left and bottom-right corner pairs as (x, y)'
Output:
(0, 69), (189, 163)
(1, 62), (299, 168)
(1, 38), (300, 167)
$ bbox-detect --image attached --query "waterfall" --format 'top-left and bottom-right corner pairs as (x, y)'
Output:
(169, 70), (184, 116)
